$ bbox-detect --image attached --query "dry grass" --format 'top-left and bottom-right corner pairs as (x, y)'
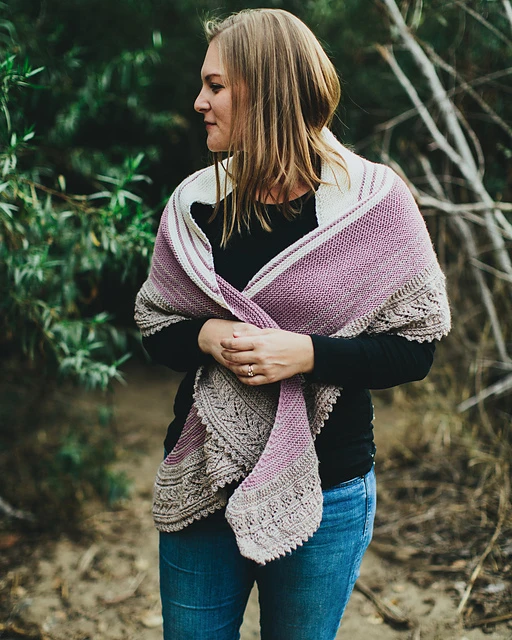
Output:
(374, 370), (512, 628)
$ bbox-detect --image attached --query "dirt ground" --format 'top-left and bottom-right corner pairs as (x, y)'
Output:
(2, 363), (511, 640)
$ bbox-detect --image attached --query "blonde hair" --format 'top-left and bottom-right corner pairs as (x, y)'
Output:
(204, 9), (347, 245)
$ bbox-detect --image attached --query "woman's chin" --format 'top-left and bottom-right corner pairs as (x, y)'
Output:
(207, 143), (227, 152)
(206, 135), (229, 153)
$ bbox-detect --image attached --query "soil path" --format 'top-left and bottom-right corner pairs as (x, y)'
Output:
(6, 364), (510, 640)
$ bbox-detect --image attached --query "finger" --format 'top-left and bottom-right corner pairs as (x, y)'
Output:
(224, 361), (252, 376)
(232, 323), (264, 337)
(245, 363), (257, 377)
(221, 349), (254, 364)
(220, 337), (256, 351)
(232, 322), (251, 330)
(237, 373), (266, 386)
(230, 363), (256, 377)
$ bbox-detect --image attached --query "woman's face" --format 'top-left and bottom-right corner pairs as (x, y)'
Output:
(194, 41), (233, 152)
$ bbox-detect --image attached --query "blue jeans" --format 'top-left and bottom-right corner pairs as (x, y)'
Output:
(159, 466), (376, 640)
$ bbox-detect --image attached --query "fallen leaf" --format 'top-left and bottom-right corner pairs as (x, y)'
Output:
(0, 533), (21, 549)
(367, 613), (384, 625)
(482, 582), (506, 594)
(140, 613), (163, 628)
(134, 557), (149, 572)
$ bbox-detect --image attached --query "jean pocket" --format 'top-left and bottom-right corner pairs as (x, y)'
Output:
(325, 474), (365, 492)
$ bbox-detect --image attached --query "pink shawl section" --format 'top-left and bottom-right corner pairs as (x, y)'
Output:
(135, 131), (451, 564)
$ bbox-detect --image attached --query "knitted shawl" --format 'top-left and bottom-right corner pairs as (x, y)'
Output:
(135, 130), (451, 565)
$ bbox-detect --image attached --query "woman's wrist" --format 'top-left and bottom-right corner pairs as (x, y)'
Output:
(198, 319), (215, 354)
(298, 334), (315, 374)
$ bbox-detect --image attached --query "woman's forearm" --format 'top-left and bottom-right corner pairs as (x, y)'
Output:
(310, 333), (436, 389)
(142, 318), (210, 372)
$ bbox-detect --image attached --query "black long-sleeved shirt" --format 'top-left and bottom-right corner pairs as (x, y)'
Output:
(143, 193), (435, 488)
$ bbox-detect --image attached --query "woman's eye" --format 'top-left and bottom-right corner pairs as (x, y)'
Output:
(210, 84), (223, 93)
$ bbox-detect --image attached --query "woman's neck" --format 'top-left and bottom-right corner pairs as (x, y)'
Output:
(257, 183), (312, 204)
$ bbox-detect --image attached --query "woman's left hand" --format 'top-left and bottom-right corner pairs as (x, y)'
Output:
(220, 323), (314, 385)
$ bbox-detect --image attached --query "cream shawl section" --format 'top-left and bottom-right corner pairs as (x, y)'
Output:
(135, 130), (451, 564)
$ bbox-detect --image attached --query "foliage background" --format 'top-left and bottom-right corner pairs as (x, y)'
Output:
(1, 0), (510, 528)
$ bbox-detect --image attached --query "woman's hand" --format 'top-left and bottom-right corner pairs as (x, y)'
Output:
(198, 319), (249, 367)
(219, 323), (314, 386)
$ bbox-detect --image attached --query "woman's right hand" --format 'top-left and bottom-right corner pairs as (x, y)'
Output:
(198, 319), (248, 368)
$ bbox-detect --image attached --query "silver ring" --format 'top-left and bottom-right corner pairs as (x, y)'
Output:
(247, 365), (254, 377)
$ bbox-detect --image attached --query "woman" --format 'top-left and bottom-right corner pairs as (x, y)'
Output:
(135, 9), (450, 640)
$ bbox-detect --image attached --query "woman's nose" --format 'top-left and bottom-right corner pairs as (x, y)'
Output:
(194, 88), (209, 113)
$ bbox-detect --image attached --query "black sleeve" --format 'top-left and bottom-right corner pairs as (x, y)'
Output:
(141, 319), (210, 372)
(310, 333), (436, 389)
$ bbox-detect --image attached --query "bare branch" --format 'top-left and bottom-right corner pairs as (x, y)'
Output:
(420, 40), (512, 142)
(418, 199), (512, 239)
(503, 0), (512, 32)
(418, 198), (512, 214)
(494, 209), (512, 238)
(471, 259), (512, 284)
(450, 215), (510, 363)
(452, 105), (485, 177)
(381, 0), (479, 176)
(0, 496), (36, 522)
(380, 0), (512, 276)
(454, 0), (512, 48)
(457, 372), (512, 412)
(418, 155), (510, 364)
(417, 155), (444, 198)
(376, 45), (462, 166)
(373, 66), (512, 136)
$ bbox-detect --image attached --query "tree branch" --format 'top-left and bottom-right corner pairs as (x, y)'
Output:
(418, 197), (512, 214)
(503, 0), (512, 31)
(454, 0), (512, 48)
(376, 45), (462, 166)
(457, 373), (512, 412)
(420, 40), (512, 142)
(471, 259), (512, 284)
(380, 0), (512, 276)
(417, 155), (510, 364)
(0, 496), (36, 522)
(373, 65), (512, 136)
(418, 198), (512, 240)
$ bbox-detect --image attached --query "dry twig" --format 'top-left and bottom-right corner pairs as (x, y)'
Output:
(0, 496), (35, 522)
(355, 579), (412, 628)
(410, 626), (421, 640)
(470, 611), (512, 627)
(0, 622), (47, 639)
(457, 372), (512, 412)
(456, 477), (510, 615)
(454, 0), (512, 48)
(77, 543), (101, 577)
(101, 571), (146, 605)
